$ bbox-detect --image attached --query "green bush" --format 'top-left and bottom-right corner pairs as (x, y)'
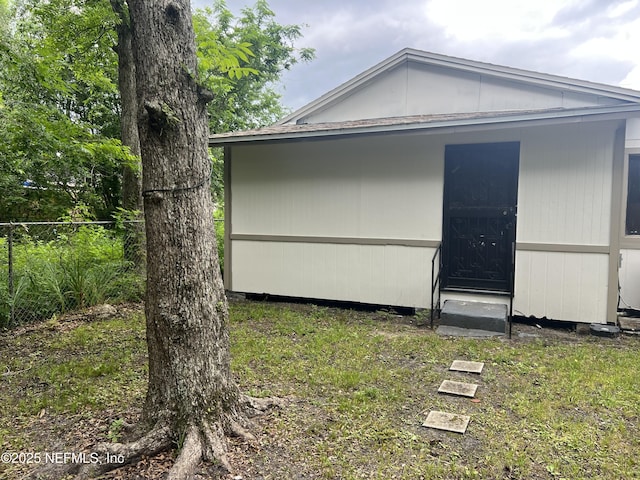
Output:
(0, 224), (144, 329)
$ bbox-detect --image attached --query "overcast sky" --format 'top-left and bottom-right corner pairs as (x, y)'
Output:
(191, 0), (640, 113)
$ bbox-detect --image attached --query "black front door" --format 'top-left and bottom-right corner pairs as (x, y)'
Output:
(442, 142), (519, 292)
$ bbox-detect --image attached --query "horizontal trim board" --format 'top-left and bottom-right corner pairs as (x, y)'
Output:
(230, 234), (440, 248)
(516, 242), (609, 254)
(231, 235), (610, 253)
(620, 237), (640, 249)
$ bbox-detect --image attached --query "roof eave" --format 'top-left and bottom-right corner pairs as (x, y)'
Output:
(209, 105), (640, 147)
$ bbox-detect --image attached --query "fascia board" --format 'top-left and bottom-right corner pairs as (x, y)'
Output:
(210, 105), (640, 146)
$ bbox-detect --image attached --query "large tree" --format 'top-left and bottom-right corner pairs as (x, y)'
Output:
(35, 1), (277, 478)
(129, 0), (258, 473)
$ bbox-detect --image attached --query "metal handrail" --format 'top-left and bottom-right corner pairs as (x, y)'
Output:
(508, 240), (516, 339)
(430, 243), (442, 328)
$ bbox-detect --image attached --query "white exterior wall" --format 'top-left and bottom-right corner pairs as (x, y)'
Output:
(626, 118), (640, 149)
(304, 63), (624, 123)
(516, 124), (614, 245)
(231, 136), (443, 240)
(619, 249), (640, 309)
(618, 119), (640, 308)
(514, 251), (609, 322)
(230, 135), (443, 308)
(229, 120), (619, 321)
(513, 122), (616, 322)
(232, 241), (435, 307)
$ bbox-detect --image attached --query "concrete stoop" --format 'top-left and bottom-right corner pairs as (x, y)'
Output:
(439, 299), (507, 334)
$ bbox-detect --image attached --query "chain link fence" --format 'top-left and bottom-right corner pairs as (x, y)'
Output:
(0, 221), (146, 329)
(0, 218), (225, 329)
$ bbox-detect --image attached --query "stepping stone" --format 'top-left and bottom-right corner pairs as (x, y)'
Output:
(422, 411), (470, 434)
(450, 360), (484, 374)
(438, 380), (478, 398)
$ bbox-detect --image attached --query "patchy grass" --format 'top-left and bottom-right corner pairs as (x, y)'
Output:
(1, 300), (640, 479)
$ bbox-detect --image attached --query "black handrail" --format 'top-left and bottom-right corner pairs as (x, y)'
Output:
(430, 243), (442, 328)
(508, 240), (516, 338)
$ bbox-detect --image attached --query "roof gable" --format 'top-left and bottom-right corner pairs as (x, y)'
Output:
(280, 48), (640, 125)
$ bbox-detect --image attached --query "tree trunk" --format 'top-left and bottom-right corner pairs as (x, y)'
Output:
(30, 3), (281, 479)
(111, 0), (145, 269)
(128, 0), (248, 472)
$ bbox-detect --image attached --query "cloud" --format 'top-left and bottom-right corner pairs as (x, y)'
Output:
(193, 0), (640, 111)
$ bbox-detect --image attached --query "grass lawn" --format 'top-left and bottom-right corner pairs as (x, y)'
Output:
(1, 299), (639, 479)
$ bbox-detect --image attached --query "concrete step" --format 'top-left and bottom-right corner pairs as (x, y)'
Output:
(440, 300), (507, 333)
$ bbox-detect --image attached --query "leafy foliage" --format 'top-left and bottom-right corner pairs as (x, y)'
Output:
(0, 0), (314, 219)
(194, 0), (315, 133)
(0, 224), (143, 328)
(194, 1), (314, 202)
(0, 0), (131, 221)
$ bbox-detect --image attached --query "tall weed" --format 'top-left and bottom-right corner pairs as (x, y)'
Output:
(0, 224), (144, 328)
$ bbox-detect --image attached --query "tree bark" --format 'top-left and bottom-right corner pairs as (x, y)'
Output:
(111, 0), (145, 268)
(30, 3), (281, 479)
(129, 0), (246, 467)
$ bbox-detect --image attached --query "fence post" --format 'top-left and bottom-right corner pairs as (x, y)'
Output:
(8, 222), (14, 327)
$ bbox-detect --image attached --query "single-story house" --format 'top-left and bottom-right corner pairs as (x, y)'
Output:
(210, 48), (640, 325)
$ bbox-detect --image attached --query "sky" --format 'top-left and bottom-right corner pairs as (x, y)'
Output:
(191, 0), (640, 113)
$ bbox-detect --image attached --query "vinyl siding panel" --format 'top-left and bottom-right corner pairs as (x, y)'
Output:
(627, 118), (640, 149)
(229, 120), (619, 319)
(306, 66), (409, 123)
(301, 62), (623, 123)
(516, 122), (616, 246)
(405, 64), (481, 116)
(619, 249), (640, 309)
(232, 241), (434, 308)
(231, 135), (444, 240)
(514, 251), (608, 323)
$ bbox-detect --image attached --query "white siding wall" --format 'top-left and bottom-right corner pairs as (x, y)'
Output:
(232, 241), (435, 308)
(514, 251), (609, 322)
(304, 63), (623, 123)
(619, 118), (640, 308)
(517, 123), (615, 245)
(627, 118), (640, 149)
(229, 120), (618, 320)
(513, 122), (616, 323)
(620, 249), (640, 309)
(231, 136), (443, 239)
(230, 134), (443, 307)
(307, 68), (409, 122)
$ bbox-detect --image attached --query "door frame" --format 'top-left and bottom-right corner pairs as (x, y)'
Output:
(441, 141), (520, 293)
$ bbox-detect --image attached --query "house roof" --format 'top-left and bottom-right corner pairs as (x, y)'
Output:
(209, 48), (640, 146)
(278, 48), (640, 126)
(209, 104), (640, 146)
